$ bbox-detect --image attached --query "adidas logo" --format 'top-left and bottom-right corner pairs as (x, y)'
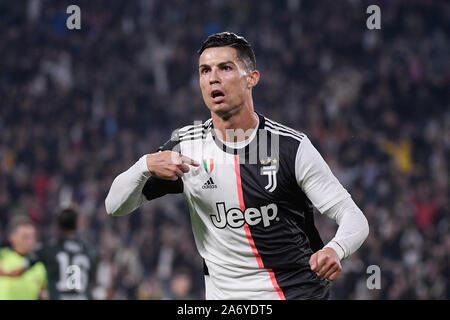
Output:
(202, 177), (217, 189)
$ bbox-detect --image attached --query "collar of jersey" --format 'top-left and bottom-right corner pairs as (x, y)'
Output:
(210, 111), (265, 155)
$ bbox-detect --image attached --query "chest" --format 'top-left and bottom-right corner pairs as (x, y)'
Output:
(182, 148), (297, 210)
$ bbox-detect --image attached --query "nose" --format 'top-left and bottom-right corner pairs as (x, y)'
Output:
(209, 67), (221, 85)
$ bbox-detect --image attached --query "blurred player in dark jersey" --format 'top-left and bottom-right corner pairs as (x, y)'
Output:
(105, 32), (369, 299)
(0, 208), (97, 300)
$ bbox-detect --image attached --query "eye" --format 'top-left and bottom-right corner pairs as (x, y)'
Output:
(223, 65), (232, 71)
(200, 68), (210, 74)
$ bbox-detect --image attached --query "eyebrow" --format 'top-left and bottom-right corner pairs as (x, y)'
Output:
(199, 61), (236, 69)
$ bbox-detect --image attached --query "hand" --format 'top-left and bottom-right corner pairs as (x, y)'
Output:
(146, 151), (200, 181)
(309, 247), (342, 281)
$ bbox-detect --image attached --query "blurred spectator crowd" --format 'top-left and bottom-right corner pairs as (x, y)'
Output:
(0, 0), (448, 299)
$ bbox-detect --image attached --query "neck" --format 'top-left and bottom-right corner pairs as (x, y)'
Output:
(13, 247), (27, 256)
(211, 102), (258, 143)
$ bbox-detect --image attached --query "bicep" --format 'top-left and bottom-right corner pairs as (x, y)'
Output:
(295, 136), (350, 213)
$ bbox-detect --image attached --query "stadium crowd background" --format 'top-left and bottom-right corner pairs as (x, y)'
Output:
(0, 0), (448, 299)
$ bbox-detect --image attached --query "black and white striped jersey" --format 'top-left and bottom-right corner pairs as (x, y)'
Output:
(141, 111), (351, 299)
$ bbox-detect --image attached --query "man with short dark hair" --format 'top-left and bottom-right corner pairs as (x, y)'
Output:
(0, 218), (47, 299)
(0, 208), (98, 300)
(106, 32), (369, 299)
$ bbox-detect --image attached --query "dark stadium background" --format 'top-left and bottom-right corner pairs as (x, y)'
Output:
(0, 0), (448, 299)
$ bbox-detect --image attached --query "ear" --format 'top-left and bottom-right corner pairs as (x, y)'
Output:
(247, 70), (260, 89)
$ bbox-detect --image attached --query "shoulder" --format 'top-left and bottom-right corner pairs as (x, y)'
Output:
(158, 118), (213, 151)
(261, 116), (308, 159)
(0, 246), (11, 253)
(0, 247), (13, 258)
(262, 115), (306, 144)
(176, 118), (213, 142)
(30, 260), (46, 272)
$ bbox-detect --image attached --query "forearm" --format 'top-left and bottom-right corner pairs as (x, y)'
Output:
(322, 197), (369, 260)
(0, 267), (25, 277)
(105, 155), (151, 216)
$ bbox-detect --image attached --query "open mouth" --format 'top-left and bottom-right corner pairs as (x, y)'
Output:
(211, 90), (225, 103)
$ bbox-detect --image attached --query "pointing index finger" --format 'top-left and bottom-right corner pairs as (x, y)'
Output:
(180, 154), (200, 167)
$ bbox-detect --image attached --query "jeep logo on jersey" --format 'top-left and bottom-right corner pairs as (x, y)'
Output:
(211, 202), (279, 229)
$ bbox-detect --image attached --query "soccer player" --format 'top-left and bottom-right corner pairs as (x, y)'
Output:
(0, 208), (98, 300)
(105, 32), (369, 299)
(0, 218), (47, 300)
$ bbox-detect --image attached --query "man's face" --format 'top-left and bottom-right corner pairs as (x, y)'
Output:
(9, 224), (36, 255)
(199, 46), (256, 118)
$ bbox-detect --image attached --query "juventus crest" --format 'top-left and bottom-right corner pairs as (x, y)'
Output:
(260, 158), (278, 192)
